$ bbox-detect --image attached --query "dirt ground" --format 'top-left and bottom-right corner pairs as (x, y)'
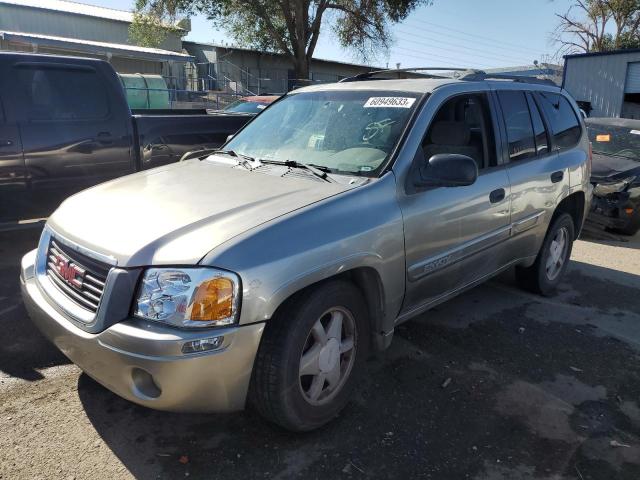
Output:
(1, 227), (639, 480)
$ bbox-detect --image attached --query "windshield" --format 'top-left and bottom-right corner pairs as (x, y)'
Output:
(224, 90), (421, 176)
(223, 99), (269, 113)
(587, 122), (640, 161)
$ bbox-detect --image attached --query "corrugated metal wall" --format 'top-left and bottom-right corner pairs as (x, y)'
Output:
(563, 51), (640, 117)
(0, 3), (183, 52)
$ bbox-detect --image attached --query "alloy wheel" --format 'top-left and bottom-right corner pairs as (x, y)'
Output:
(546, 226), (569, 281)
(298, 307), (357, 406)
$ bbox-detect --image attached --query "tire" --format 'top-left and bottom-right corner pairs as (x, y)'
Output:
(249, 280), (369, 432)
(516, 213), (575, 296)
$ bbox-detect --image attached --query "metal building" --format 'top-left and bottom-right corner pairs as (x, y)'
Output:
(563, 49), (640, 118)
(183, 41), (377, 95)
(0, 0), (193, 87)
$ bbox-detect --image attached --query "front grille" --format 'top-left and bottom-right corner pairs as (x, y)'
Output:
(45, 238), (110, 313)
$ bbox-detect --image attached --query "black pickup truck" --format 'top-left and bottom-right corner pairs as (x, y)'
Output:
(0, 52), (252, 222)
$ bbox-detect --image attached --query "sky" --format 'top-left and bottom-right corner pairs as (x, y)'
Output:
(86, 0), (573, 69)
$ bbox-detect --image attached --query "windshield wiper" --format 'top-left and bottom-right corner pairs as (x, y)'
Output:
(211, 149), (257, 170)
(260, 159), (336, 183)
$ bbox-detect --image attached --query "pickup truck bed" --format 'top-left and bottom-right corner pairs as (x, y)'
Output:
(0, 52), (252, 222)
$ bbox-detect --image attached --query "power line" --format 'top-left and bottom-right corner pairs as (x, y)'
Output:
(395, 30), (533, 64)
(388, 47), (497, 69)
(397, 21), (542, 58)
(400, 18), (545, 56)
(394, 35), (532, 66)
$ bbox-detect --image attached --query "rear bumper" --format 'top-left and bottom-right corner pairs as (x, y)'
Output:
(21, 251), (264, 413)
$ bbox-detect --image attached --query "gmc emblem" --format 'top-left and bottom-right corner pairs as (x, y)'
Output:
(53, 253), (84, 289)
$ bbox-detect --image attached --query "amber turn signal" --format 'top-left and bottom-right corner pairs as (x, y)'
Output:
(188, 277), (234, 321)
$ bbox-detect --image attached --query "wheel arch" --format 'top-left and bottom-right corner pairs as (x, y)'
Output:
(553, 190), (586, 239)
(267, 266), (390, 354)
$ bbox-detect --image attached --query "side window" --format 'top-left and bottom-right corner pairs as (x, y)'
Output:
(422, 93), (496, 169)
(13, 66), (109, 121)
(526, 92), (549, 155)
(497, 90), (536, 161)
(536, 92), (582, 149)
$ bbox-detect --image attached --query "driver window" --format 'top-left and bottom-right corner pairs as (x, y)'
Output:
(422, 93), (496, 170)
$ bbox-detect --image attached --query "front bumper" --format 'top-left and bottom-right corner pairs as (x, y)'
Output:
(20, 250), (264, 413)
(588, 190), (638, 230)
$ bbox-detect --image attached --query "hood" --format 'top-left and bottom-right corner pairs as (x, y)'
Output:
(49, 160), (351, 266)
(591, 152), (640, 183)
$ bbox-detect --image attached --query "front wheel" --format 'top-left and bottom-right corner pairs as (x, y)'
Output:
(249, 280), (369, 431)
(516, 213), (575, 296)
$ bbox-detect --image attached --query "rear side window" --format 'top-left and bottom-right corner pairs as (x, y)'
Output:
(13, 65), (109, 121)
(497, 90), (536, 161)
(536, 92), (582, 149)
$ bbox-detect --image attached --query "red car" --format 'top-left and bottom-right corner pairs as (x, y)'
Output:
(223, 95), (280, 114)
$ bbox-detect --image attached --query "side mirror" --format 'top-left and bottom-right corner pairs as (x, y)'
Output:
(416, 153), (478, 187)
(226, 134), (234, 143)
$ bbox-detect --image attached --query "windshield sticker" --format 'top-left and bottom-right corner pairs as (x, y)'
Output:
(595, 134), (611, 142)
(363, 97), (416, 108)
(630, 129), (640, 135)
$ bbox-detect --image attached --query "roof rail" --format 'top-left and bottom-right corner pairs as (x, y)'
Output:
(459, 72), (558, 87)
(339, 67), (482, 83)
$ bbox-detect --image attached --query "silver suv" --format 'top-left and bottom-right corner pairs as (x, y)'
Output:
(21, 70), (592, 431)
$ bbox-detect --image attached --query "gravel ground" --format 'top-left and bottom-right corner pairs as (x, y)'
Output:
(0, 227), (639, 480)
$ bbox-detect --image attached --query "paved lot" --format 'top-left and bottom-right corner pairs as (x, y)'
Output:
(1, 227), (639, 480)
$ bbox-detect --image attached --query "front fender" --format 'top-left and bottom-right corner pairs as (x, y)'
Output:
(200, 173), (406, 335)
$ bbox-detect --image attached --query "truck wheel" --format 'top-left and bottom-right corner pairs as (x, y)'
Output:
(516, 213), (575, 296)
(249, 280), (369, 431)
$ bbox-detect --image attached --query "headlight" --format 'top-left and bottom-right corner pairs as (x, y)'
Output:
(593, 177), (635, 196)
(134, 268), (240, 328)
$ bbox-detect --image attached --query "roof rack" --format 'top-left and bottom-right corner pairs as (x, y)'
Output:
(459, 72), (558, 87)
(339, 67), (482, 83)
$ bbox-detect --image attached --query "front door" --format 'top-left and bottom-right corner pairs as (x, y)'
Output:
(398, 91), (511, 318)
(0, 94), (27, 222)
(3, 60), (134, 217)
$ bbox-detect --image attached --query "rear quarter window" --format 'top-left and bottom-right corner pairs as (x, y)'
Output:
(536, 92), (582, 150)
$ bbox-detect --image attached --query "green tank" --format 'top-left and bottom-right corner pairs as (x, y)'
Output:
(119, 74), (170, 109)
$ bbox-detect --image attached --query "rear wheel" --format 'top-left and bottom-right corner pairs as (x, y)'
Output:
(249, 280), (369, 431)
(516, 213), (575, 296)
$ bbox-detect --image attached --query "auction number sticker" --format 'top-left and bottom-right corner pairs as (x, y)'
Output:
(364, 97), (416, 108)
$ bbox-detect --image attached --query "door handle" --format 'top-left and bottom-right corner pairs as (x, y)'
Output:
(96, 132), (113, 144)
(490, 188), (506, 204)
(551, 171), (564, 183)
(0, 140), (13, 147)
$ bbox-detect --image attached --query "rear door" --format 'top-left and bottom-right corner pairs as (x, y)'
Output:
(4, 60), (134, 215)
(495, 89), (571, 261)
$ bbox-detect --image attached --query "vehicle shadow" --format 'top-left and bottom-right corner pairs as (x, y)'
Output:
(580, 224), (640, 250)
(0, 228), (70, 381)
(77, 260), (640, 479)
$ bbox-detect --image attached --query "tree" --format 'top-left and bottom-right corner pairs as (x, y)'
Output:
(553, 0), (640, 56)
(129, 0), (187, 48)
(131, 0), (429, 80)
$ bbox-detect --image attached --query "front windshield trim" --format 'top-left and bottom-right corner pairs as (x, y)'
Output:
(224, 89), (425, 178)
